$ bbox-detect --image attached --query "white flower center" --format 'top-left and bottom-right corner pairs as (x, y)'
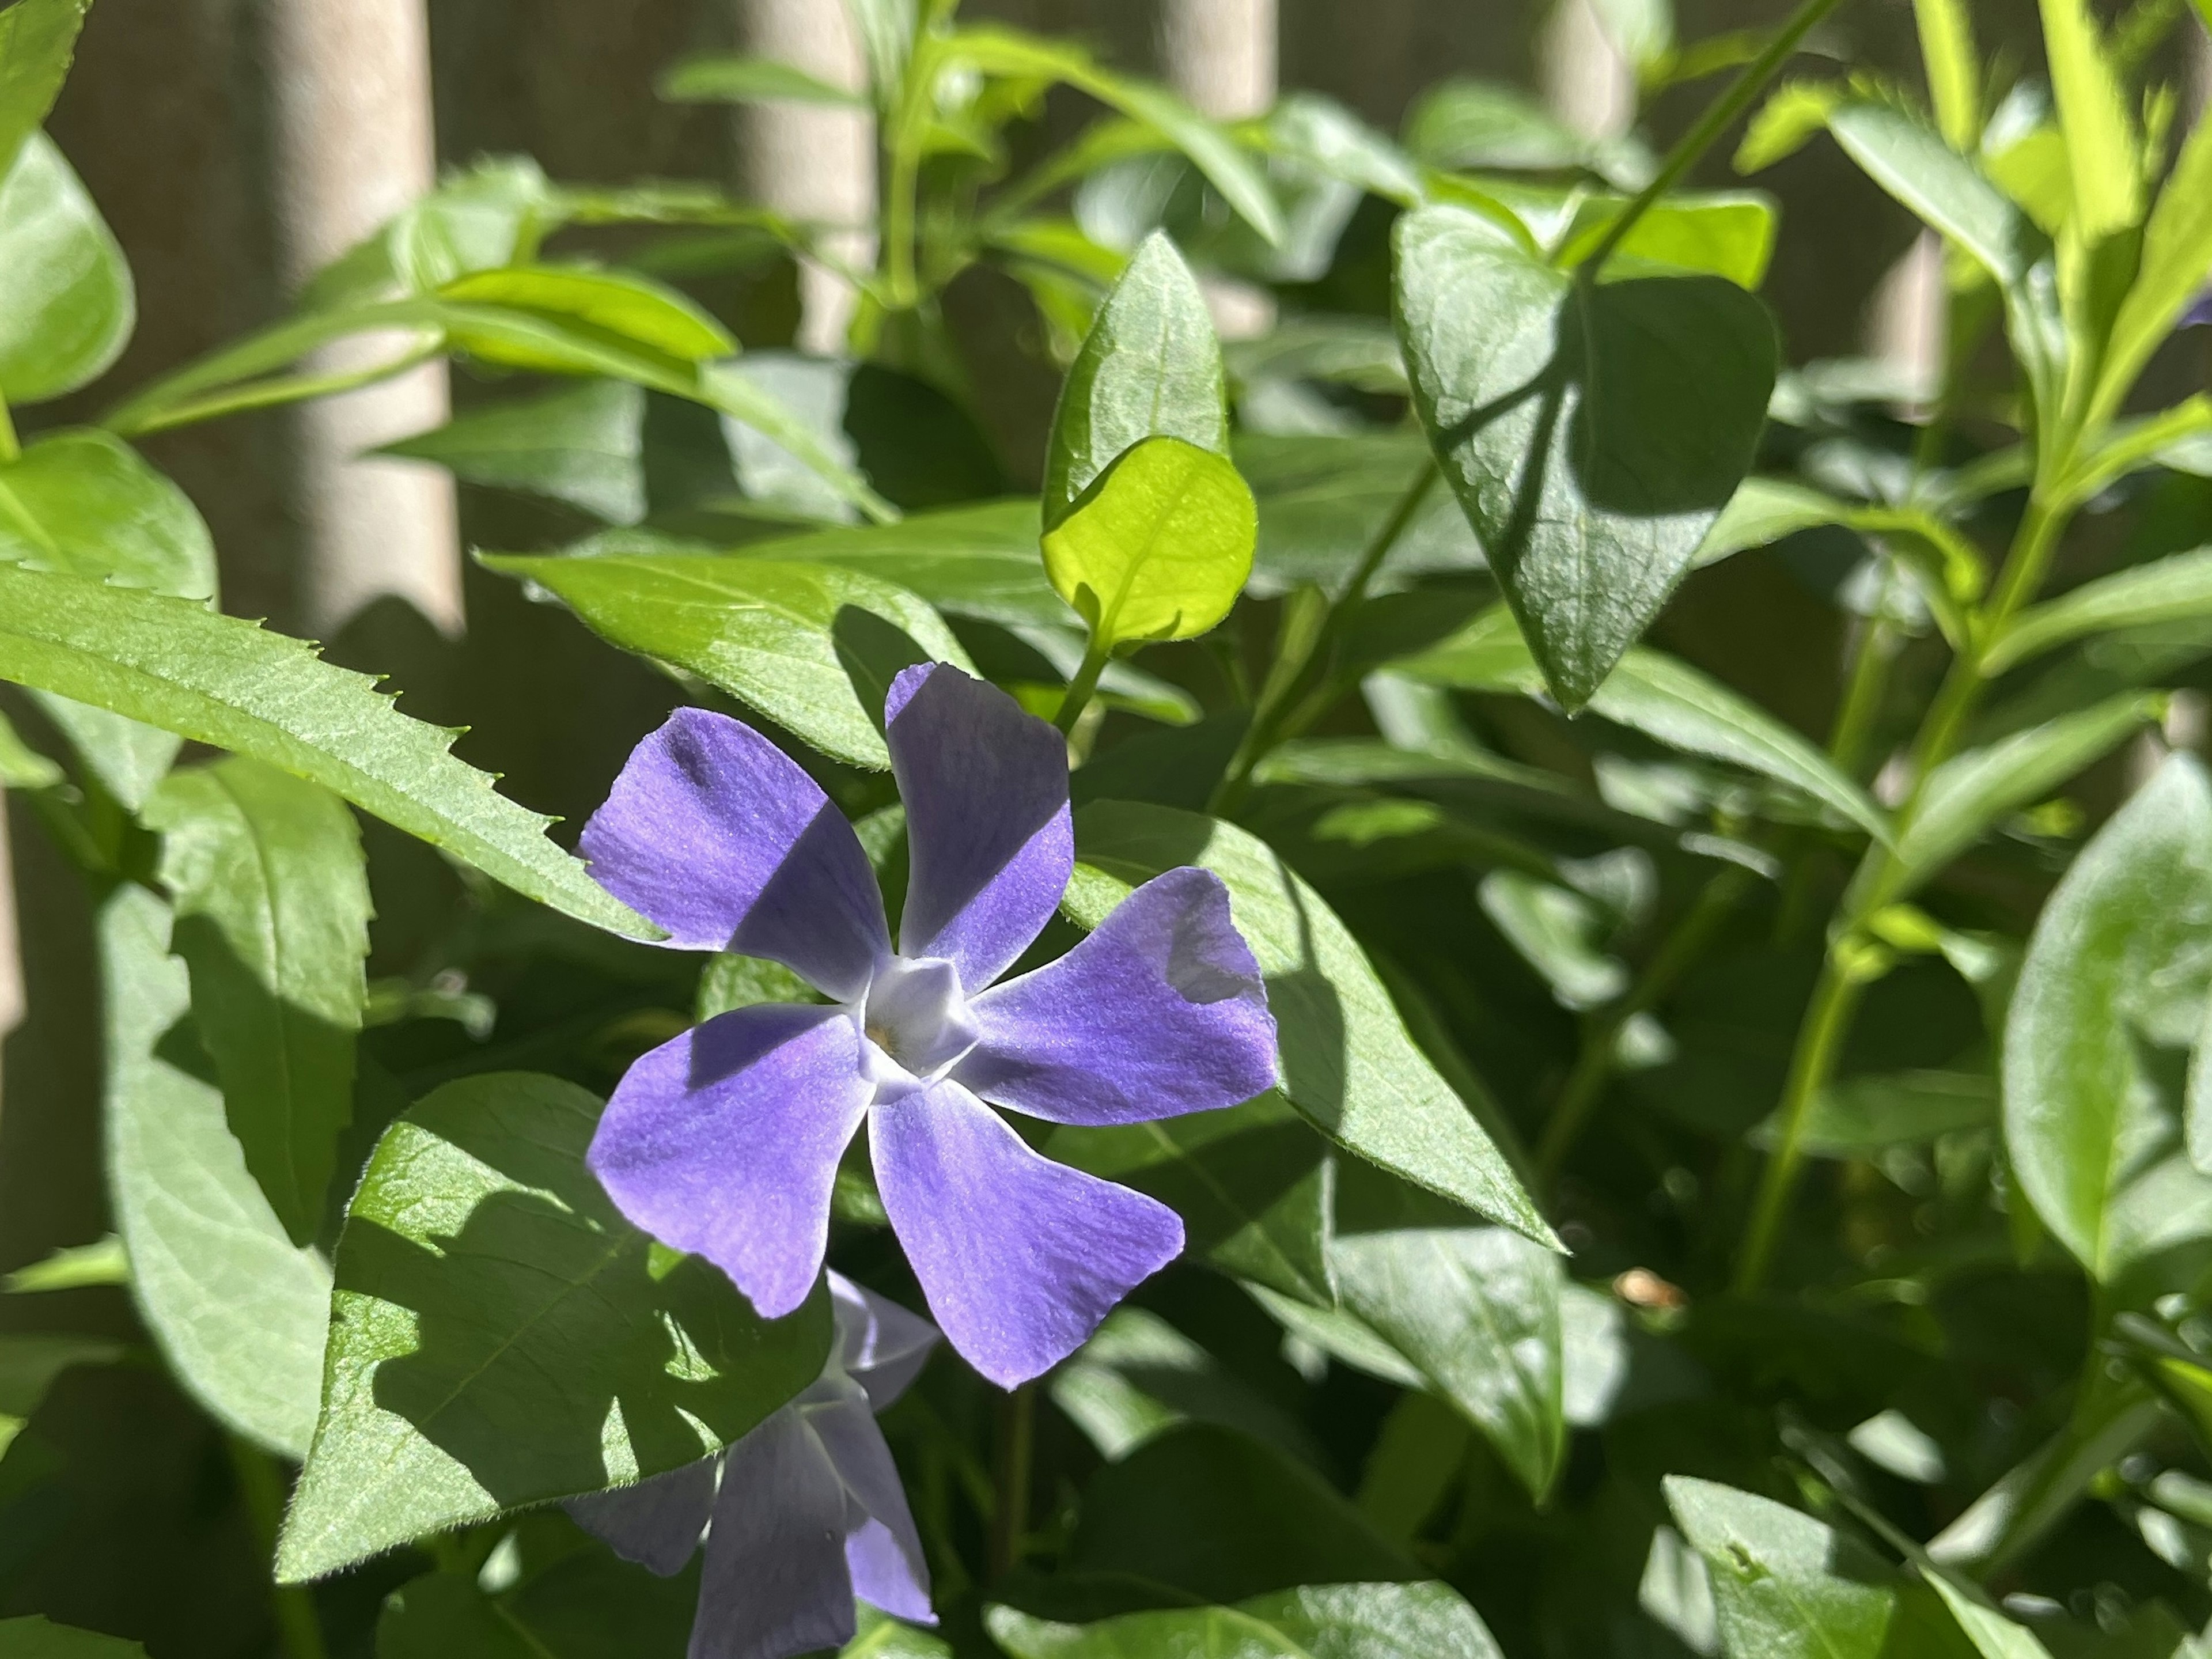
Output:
(857, 955), (977, 1097)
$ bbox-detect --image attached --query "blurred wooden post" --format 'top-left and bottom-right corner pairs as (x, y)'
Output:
(732, 0), (875, 354)
(1538, 0), (1634, 148)
(1158, 0), (1277, 339)
(264, 0), (461, 639)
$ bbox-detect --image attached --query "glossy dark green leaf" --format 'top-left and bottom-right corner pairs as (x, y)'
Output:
(1065, 800), (1551, 1246)
(0, 1617), (146, 1658)
(1665, 1477), (1902, 1659)
(98, 884), (329, 1460)
(988, 1581), (1502, 1659)
(1046, 1090), (1334, 1306)
(142, 759), (370, 1245)
(380, 379), (646, 525)
(480, 551), (971, 769)
(1050, 1306), (1323, 1467)
(2004, 757), (2212, 1285)
(276, 1072), (833, 1581)
(0, 0), (87, 174)
(0, 564), (653, 938)
(0, 132), (131, 404)
(1395, 206), (1778, 709)
(1042, 232), (1226, 529)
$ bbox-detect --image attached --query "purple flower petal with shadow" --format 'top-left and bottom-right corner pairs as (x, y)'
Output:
(872, 1078), (1184, 1388)
(809, 1387), (933, 1622)
(581, 708), (889, 999)
(830, 1272), (940, 1412)
(960, 867), (1278, 1126)
(590, 1004), (869, 1320)
(885, 663), (1072, 990)
(694, 1410), (856, 1659)
(564, 1459), (717, 1577)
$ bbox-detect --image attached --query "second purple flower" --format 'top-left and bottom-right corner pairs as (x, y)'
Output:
(580, 662), (1279, 1386)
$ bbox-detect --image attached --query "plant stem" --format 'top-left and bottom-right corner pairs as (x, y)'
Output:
(1733, 956), (1865, 1291)
(1054, 636), (1112, 735)
(0, 393), (17, 463)
(988, 1381), (1035, 1580)
(226, 1435), (328, 1659)
(1580, 0), (1848, 276)
(1536, 862), (1753, 1191)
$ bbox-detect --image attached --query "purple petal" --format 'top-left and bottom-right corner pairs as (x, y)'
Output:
(591, 1003), (868, 1319)
(808, 1388), (934, 1623)
(2184, 285), (2212, 331)
(870, 1080), (1184, 1388)
(694, 1408), (854, 1659)
(960, 867), (1278, 1126)
(885, 664), (1072, 991)
(827, 1271), (940, 1411)
(563, 1459), (717, 1577)
(582, 707), (890, 1000)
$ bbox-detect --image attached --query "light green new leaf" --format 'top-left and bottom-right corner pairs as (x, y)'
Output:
(277, 1073), (834, 1582)
(0, 565), (652, 938)
(1665, 1476), (1899, 1659)
(0, 427), (217, 806)
(986, 1582), (1504, 1659)
(143, 759), (369, 1246)
(0, 1617), (147, 1658)
(2005, 757), (2212, 1285)
(0, 0), (88, 175)
(99, 884), (330, 1460)
(0, 132), (132, 404)
(380, 378), (646, 525)
(2037, 0), (2139, 243)
(1042, 232), (1227, 529)
(1395, 206), (1777, 709)
(1042, 437), (1256, 649)
(1850, 694), (2153, 918)
(436, 264), (734, 368)
(1392, 604), (1889, 843)
(1064, 800), (1552, 1247)
(1558, 193), (1780, 291)
(480, 551), (971, 769)
(1987, 547), (2212, 671)
(658, 52), (868, 107)
(2093, 112), (2212, 429)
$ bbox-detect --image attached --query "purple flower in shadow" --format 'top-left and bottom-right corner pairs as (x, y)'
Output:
(580, 662), (1279, 1386)
(565, 1273), (940, 1659)
(2184, 286), (2212, 332)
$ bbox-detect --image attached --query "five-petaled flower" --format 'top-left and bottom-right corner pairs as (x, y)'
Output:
(580, 662), (1279, 1386)
(566, 1271), (938, 1659)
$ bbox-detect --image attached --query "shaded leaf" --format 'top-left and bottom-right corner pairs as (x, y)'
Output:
(380, 379), (646, 525)
(0, 1618), (146, 1658)
(1050, 1306), (1322, 1467)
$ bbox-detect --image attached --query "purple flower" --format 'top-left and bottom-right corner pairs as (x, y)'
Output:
(565, 1272), (940, 1659)
(2184, 285), (2212, 332)
(580, 662), (1278, 1386)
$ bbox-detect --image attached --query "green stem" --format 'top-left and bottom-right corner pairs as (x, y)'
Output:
(1733, 957), (1865, 1291)
(0, 394), (17, 463)
(1054, 636), (1112, 736)
(1578, 0), (1848, 276)
(989, 1381), (1035, 1580)
(1537, 863), (1753, 1191)
(1207, 460), (1440, 816)
(226, 1437), (328, 1659)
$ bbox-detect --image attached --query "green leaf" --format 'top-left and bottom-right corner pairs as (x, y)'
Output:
(479, 551), (971, 769)
(987, 1582), (1503, 1659)
(0, 0), (87, 175)
(1986, 547), (2212, 671)
(142, 759), (369, 1245)
(1046, 1090), (1334, 1306)
(1753, 1071), (1995, 1159)
(0, 705), (59, 788)
(1915, 0), (1981, 150)
(0, 1616), (146, 1658)
(1850, 694), (2154, 919)
(1392, 604), (1890, 843)
(0, 427), (217, 807)
(379, 379), (646, 525)
(1695, 476), (1854, 565)
(2093, 112), (2212, 429)
(97, 884), (330, 1460)
(1478, 869), (1628, 1011)
(1825, 107), (2040, 287)
(1, 1234), (123, 1291)
(0, 1332), (123, 1457)
(1238, 431), (1482, 594)
(1050, 1306), (1322, 1467)
(2003, 756), (2212, 1285)
(1041, 436), (1256, 650)
(1063, 800), (1553, 1247)
(437, 264), (734, 368)
(1395, 206), (1777, 709)
(1558, 192), (1780, 290)
(1922, 1570), (2057, 1659)
(1328, 1163), (1565, 1501)
(658, 52), (868, 106)
(0, 132), (132, 404)
(1042, 232), (1227, 530)
(276, 1071), (834, 1582)
(1664, 1476), (1900, 1659)
(0, 564), (653, 938)
(2037, 0), (2139, 243)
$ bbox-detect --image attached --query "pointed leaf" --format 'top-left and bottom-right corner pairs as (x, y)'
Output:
(0, 564), (653, 937)
(277, 1072), (834, 1581)
(1987, 546), (2212, 671)
(0, 0), (88, 176)
(1665, 1476), (1900, 1659)
(1395, 206), (1777, 708)
(0, 132), (132, 404)
(987, 1582), (1503, 1659)
(378, 378), (646, 525)
(2096, 111), (2212, 426)
(2037, 0), (2139, 242)
(0, 1618), (146, 1658)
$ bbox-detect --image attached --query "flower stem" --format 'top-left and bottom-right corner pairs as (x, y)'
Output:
(226, 1435), (328, 1659)
(1054, 636), (1112, 736)
(1732, 955), (1865, 1291)
(1578, 0), (1849, 277)
(989, 1381), (1035, 1580)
